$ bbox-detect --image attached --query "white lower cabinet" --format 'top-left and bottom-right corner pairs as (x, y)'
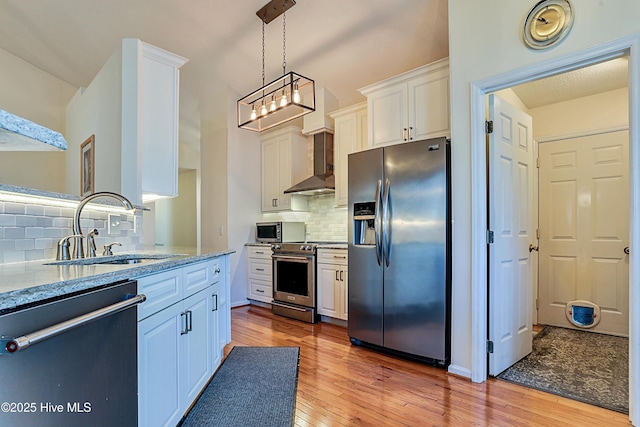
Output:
(209, 281), (222, 370)
(137, 257), (229, 427)
(317, 249), (348, 321)
(247, 246), (273, 303)
(138, 296), (183, 427)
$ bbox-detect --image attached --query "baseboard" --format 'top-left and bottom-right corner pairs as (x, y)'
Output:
(231, 299), (250, 308)
(447, 364), (472, 379)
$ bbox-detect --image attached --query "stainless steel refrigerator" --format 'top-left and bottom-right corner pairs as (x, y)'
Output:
(348, 137), (451, 365)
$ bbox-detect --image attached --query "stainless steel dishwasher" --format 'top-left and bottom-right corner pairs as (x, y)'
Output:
(0, 279), (144, 427)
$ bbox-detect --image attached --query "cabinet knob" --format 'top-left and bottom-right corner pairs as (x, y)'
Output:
(215, 267), (221, 274)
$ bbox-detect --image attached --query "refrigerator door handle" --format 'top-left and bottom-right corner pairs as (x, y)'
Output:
(382, 178), (392, 267)
(374, 179), (383, 266)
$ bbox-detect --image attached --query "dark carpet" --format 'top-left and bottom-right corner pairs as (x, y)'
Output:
(497, 326), (628, 413)
(181, 346), (300, 427)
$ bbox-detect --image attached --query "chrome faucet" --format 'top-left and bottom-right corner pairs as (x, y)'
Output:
(72, 192), (134, 259)
(87, 228), (99, 257)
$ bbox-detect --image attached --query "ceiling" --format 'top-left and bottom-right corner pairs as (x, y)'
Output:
(0, 0), (449, 109)
(0, 0), (628, 145)
(511, 56), (629, 109)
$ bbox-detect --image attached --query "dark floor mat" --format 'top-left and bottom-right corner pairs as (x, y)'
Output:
(497, 326), (628, 414)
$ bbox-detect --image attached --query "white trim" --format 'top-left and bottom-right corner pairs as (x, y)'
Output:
(447, 364), (472, 379)
(628, 38), (640, 425)
(470, 35), (640, 425)
(470, 84), (488, 383)
(537, 125), (630, 144)
(358, 58), (449, 96)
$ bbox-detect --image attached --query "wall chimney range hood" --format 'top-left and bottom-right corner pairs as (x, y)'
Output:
(0, 109), (68, 151)
(284, 132), (335, 195)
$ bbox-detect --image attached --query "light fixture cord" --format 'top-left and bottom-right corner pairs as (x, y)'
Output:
(282, 0), (286, 75)
(262, 18), (266, 87)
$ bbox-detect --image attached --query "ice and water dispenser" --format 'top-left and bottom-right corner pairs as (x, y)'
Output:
(353, 202), (376, 245)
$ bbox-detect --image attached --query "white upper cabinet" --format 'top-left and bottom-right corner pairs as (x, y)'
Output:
(260, 126), (309, 212)
(330, 102), (368, 207)
(118, 39), (189, 204)
(138, 42), (188, 202)
(360, 58), (449, 148)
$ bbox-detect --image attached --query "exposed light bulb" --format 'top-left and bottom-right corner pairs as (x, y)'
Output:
(270, 96), (277, 112)
(293, 84), (300, 103)
(260, 103), (268, 116)
(250, 105), (257, 120)
(280, 90), (288, 107)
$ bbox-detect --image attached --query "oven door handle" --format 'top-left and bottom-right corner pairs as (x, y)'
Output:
(271, 301), (310, 312)
(1, 294), (146, 355)
(272, 255), (313, 262)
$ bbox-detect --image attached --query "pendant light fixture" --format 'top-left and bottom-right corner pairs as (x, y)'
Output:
(237, 0), (315, 132)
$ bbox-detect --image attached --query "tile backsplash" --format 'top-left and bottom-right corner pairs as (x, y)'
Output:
(0, 200), (142, 264)
(261, 194), (348, 242)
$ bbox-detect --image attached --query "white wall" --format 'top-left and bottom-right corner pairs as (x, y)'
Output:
(155, 169), (197, 247)
(0, 47), (75, 192)
(66, 44), (124, 197)
(200, 87), (261, 307)
(531, 87), (628, 139)
(447, 0), (640, 379)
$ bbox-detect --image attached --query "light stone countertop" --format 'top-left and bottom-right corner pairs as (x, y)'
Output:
(0, 247), (235, 313)
(244, 242), (347, 249)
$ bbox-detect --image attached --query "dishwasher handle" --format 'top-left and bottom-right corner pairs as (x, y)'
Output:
(1, 293), (146, 355)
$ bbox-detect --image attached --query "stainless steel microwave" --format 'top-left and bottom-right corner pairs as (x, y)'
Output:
(255, 222), (305, 243)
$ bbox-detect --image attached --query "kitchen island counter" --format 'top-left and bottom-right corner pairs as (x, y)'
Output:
(0, 247), (234, 313)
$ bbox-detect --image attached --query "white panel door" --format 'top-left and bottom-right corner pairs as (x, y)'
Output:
(488, 94), (534, 376)
(538, 130), (629, 336)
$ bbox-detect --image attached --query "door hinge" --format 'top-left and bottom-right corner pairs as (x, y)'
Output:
(487, 340), (494, 354)
(487, 230), (494, 244)
(485, 120), (493, 134)
(536, 228), (540, 240)
(536, 157), (540, 168)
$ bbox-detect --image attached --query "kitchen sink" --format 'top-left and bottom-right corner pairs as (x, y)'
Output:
(99, 258), (144, 265)
(43, 253), (185, 266)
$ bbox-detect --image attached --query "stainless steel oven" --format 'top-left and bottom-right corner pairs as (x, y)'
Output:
(271, 243), (318, 323)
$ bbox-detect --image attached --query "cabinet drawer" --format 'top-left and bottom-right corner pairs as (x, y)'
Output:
(248, 246), (272, 259)
(249, 279), (272, 303)
(248, 258), (272, 280)
(137, 268), (182, 320)
(184, 260), (214, 297)
(317, 249), (348, 265)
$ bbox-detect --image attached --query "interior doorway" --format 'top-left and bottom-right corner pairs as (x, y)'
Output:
(478, 46), (633, 419)
(487, 56), (630, 372)
(470, 43), (639, 424)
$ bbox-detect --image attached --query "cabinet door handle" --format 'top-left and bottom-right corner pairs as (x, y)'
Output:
(256, 251), (265, 255)
(333, 255), (347, 259)
(187, 310), (193, 332)
(402, 128), (408, 141)
(212, 293), (218, 311)
(180, 311), (188, 335)
(408, 126), (413, 140)
(340, 270), (344, 282)
(256, 289), (265, 293)
(335, 270), (339, 281)
(256, 268), (265, 271)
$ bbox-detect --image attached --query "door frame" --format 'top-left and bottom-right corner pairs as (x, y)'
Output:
(469, 36), (640, 423)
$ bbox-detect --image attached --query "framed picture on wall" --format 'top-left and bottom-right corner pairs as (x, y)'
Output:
(80, 135), (95, 197)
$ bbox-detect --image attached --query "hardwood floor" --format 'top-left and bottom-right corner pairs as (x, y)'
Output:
(227, 305), (630, 426)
